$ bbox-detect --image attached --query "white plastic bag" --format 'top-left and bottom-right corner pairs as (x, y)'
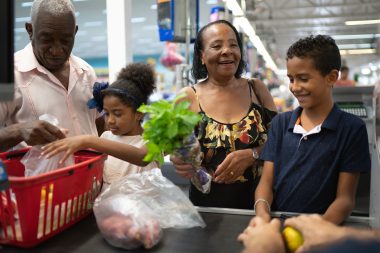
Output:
(94, 168), (206, 250)
(22, 114), (74, 177)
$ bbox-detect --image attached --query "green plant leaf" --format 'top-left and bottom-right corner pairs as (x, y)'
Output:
(138, 96), (201, 165)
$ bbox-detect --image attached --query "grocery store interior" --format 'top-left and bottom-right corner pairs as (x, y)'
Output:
(1, 0), (380, 252)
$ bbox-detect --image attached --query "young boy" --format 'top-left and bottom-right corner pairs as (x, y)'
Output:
(254, 35), (371, 225)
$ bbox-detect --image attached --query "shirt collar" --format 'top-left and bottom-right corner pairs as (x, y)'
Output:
(287, 104), (342, 132)
(321, 104), (342, 130)
(17, 43), (43, 73)
(17, 43), (90, 73)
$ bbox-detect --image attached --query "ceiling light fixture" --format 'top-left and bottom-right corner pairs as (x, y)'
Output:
(131, 17), (146, 23)
(333, 34), (380, 40)
(340, 49), (376, 55)
(224, 0), (278, 72)
(338, 43), (373, 50)
(345, 19), (380, 25)
(21, 2), (33, 7)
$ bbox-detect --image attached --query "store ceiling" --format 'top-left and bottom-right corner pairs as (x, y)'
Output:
(246, 0), (380, 70)
(14, 0), (380, 71)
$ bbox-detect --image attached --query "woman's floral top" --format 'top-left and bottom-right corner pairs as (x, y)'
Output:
(190, 80), (277, 209)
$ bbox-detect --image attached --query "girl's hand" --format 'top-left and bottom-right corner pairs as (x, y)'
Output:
(41, 135), (90, 164)
(170, 155), (195, 179)
(214, 149), (254, 184)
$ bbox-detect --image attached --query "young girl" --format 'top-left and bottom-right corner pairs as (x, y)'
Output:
(41, 63), (158, 188)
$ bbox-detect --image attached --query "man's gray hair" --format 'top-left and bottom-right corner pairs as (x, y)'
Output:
(30, 0), (76, 25)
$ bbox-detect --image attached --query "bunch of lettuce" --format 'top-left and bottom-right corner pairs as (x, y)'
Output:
(138, 95), (201, 165)
(138, 95), (212, 193)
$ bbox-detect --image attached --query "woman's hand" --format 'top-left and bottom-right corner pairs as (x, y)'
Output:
(214, 149), (254, 184)
(284, 214), (347, 253)
(41, 135), (90, 164)
(170, 155), (195, 179)
(238, 217), (285, 253)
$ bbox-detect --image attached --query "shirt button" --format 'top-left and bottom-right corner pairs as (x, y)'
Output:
(304, 136), (308, 140)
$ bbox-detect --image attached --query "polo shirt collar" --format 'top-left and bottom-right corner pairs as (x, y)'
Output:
(287, 106), (303, 131)
(287, 104), (342, 132)
(321, 104), (342, 130)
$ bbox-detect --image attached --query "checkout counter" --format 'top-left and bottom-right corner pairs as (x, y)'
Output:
(332, 86), (380, 228)
(2, 208), (370, 253)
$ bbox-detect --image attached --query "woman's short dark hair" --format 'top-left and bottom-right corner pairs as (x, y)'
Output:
(286, 35), (341, 76)
(192, 20), (246, 80)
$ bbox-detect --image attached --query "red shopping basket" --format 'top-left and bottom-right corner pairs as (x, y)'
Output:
(0, 148), (106, 248)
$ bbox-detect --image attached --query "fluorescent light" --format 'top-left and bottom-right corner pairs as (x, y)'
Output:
(15, 17), (30, 22)
(14, 28), (26, 33)
(224, 0), (244, 16)
(206, 0), (218, 4)
(224, 0), (278, 72)
(21, 2), (33, 7)
(131, 17), (146, 23)
(345, 19), (380, 25)
(84, 21), (103, 27)
(234, 17), (255, 36)
(91, 36), (106, 42)
(361, 68), (371, 75)
(333, 34), (380, 40)
(340, 49), (376, 55)
(338, 43), (373, 50)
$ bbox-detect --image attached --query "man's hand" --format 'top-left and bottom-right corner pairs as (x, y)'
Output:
(0, 121), (66, 151)
(20, 120), (66, 145)
(285, 214), (347, 253)
(238, 217), (285, 253)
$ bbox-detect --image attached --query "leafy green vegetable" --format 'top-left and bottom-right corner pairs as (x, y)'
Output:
(138, 94), (201, 165)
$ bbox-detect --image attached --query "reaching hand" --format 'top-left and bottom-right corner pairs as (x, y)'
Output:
(41, 135), (90, 164)
(170, 155), (195, 179)
(284, 214), (347, 253)
(214, 149), (254, 184)
(19, 120), (66, 146)
(238, 216), (285, 253)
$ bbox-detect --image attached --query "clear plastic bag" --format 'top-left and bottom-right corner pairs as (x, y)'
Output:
(22, 114), (74, 177)
(93, 168), (206, 250)
(173, 133), (212, 194)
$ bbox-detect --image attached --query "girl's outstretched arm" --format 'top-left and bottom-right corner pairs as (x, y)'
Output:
(41, 135), (148, 166)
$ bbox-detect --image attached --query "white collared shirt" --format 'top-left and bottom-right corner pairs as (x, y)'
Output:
(0, 43), (99, 142)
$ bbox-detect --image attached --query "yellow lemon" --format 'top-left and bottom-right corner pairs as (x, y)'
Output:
(282, 226), (304, 253)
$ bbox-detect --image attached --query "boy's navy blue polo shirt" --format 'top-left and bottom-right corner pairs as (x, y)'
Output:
(261, 104), (371, 213)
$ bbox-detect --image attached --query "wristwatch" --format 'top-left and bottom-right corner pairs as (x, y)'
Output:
(252, 148), (259, 159)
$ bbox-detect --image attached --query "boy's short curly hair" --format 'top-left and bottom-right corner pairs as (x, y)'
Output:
(286, 35), (341, 76)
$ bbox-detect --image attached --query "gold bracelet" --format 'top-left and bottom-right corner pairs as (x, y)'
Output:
(254, 198), (271, 213)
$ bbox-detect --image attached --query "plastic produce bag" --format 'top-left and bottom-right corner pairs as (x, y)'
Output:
(22, 114), (74, 177)
(94, 168), (206, 250)
(173, 133), (212, 194)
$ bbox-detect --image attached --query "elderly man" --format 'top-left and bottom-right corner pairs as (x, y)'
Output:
(0, 0), (102, 151)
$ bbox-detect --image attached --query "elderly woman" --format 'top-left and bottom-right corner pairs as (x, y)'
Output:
(170, 20), (277, 209)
